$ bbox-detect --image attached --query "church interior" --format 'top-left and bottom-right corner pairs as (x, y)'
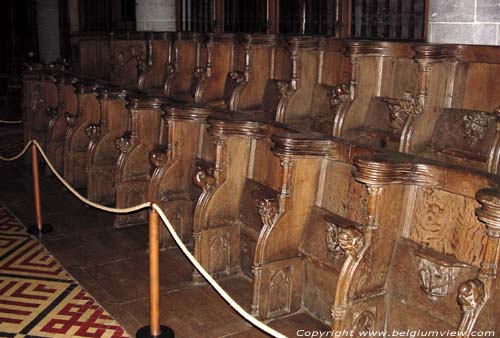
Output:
(1, 0), (500, 337)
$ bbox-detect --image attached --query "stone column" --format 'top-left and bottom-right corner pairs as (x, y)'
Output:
(136, 0), (176, 32)
(428, 0), (500, 45)
(36, 0), (61, 63)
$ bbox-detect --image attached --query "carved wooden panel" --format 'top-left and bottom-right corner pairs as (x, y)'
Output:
(385, 238), (478, 331)
(409, 188), (487, 268)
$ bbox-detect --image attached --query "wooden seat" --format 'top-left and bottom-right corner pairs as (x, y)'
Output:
(22, 65), (58, 151)
(191, 112), (338, 320)
(230, 34), (290, 113)
(147, 103), (219, 247)
(195, 33), (241, 106)
(345, 153), (500, 335)
(164, 32), (207, 103)
(326, 41), (420, 151)
(63, 80), (105, 188)
(113, 94), (171, 227)
(86, 87), (131, 204)
(408, 45), (500, 174)
(45, 73), (79, 173)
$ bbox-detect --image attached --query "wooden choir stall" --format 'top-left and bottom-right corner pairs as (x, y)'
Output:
(21, 26), (500, 337)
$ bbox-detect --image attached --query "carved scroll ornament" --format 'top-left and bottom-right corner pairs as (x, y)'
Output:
(385, 92), (423, 133)
(85, 124), (101, 140)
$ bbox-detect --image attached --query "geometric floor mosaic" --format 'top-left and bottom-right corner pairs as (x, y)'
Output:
(0, 206), (130, 338)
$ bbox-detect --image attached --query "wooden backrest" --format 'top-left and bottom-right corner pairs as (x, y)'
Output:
(336, 41), (418, 140)
(166, 32), (207, 96)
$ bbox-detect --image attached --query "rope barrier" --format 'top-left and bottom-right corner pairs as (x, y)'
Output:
(0, 119), (23, 124)
(153, 203), (287, 338)
(0, 139), (287, 338)
(0, 141), (32, 161)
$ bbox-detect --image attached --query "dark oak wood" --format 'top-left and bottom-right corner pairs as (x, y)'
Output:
(63, 80), (104, 188)
(113, 94), (171, 227)
(45, 73), (79, 174)
(86, 87), (131, 204)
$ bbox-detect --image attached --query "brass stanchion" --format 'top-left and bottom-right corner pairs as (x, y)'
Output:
(27, 144), (52, 236)
(136, 208), (175, 338)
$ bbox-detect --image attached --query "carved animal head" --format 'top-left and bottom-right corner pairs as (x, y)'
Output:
(326, 222), (345, 259)
(192, 168), (215, 190)
(257, 198), (279, 227)
(457, 279), (485, 312)
(337, 227), (364, 260)
(327, 83), (351, 112)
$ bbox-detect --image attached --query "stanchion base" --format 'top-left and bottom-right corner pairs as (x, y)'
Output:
(26, 224), (53, 236)
(136, 325), (175, 338)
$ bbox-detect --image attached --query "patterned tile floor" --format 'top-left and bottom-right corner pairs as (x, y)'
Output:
(0, 206), (130, 338)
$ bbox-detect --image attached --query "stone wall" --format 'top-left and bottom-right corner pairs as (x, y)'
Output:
(36, 0), (61, 63)
(429, 0), (500, 45)
(136, 0), (176, 32)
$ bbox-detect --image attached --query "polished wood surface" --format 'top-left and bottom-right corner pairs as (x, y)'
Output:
(20, 35), (500, 336)
(86, 87), (131, 204)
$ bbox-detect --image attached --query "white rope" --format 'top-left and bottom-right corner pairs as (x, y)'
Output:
(0, 138), (288, 337)
(0, 119), (23, 124)
(0, 139), (151, 214)
(152, 204), (287, 338)
(0, 140), (32, 161)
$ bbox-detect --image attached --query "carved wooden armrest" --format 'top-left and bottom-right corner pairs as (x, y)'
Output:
(64, 112), (77, 127)
(192, 167), (215, 192)
(46, 107), (58, 119)
(115, 132), (132, 154)
(85, 124), (101, 140)
(149, 146), (168, 168)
